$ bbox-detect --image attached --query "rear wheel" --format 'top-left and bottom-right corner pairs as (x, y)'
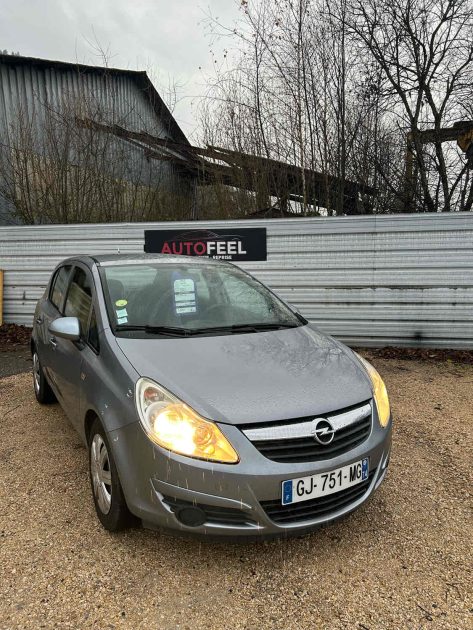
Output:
(88, 418), (134, 531)
(32, 349), (56, 404)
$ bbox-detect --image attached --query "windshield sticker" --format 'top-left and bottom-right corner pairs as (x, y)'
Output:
(117, 315), (128, 324)
(116, 308), (128, 319)
(174, 278), (196, 314)
(115, 299), (128, 307)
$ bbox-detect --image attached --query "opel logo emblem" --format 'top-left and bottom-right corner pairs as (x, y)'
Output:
(312, 418), (335, 445)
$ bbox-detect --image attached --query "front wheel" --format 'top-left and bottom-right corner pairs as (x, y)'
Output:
(88, 418), (135, 531)
(32, 349), (56, 404)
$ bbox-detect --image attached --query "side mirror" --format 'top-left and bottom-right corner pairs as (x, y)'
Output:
(49, 317), (81, 341)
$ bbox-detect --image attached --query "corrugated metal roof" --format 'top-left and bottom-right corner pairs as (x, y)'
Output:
(0, 54), (194, 224)
(0, 212), (472, 348)
(0, 54), (189, 144)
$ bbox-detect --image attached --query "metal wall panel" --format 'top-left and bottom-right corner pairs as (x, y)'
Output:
(0, 212), (472, 348)
(0, 60), (187, 223)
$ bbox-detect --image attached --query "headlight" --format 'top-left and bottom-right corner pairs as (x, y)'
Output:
(355, 354), (391, 428)
(135, 377), (239, 463)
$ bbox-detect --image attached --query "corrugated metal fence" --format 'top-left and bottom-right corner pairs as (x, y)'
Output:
(0, 213), (472, 348)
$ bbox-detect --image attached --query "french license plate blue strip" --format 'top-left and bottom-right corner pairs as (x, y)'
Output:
(282, 480), (293, 505)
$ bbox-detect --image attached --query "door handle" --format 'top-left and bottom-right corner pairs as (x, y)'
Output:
(36, 316), (43, 325)
(49, 336), (57, 349)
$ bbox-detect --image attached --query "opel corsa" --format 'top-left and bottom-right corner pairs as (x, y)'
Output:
(32, 255), (392, 537)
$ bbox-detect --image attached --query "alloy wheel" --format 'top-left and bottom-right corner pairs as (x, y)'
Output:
(33, 352), (40, 393)
(90, 434), (112, 514)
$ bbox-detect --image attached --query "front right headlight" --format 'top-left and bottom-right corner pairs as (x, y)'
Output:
(135, 377), (239, 464)
(355, 354), (391, 428)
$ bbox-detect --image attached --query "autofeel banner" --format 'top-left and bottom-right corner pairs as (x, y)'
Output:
(144, 227), (267, 261)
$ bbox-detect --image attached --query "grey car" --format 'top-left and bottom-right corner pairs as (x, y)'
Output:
(31, 254), (392, 538)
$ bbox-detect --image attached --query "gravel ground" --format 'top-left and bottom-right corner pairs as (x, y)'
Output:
(0, 347), (31, 378)
(0, 357), (472, 629)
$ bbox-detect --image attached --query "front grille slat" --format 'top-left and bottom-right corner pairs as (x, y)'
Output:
(244, 404), (372, 463)
(265, 486), (368, 523)
(334, 418), (372, 441)
(256, 418), (371, 452)
(266, 481), (368, 517)
(258, 435), (370, 463)
(257, 424), (370, 454)
(261, 471), (375, 524)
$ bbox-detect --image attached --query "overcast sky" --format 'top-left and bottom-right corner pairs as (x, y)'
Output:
(0, 0), (241, 140)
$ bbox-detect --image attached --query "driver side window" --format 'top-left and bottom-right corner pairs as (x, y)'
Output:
(50, 265), (72, 312)
(64, 267), (93, 336)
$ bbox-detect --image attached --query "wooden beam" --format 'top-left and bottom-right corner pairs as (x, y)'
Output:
(410, 121), (473, 145)
(77, 117), (376, 213)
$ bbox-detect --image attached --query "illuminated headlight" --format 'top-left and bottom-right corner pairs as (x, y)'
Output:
(135, 377), (239, 463)
(355, 354), (391, 428)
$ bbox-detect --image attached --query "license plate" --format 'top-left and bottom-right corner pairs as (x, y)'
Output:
(282, 458), (369, 505)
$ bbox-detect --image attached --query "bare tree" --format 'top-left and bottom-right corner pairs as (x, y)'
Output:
(347, 0), (473, 212)
(199, 0), (473, 215)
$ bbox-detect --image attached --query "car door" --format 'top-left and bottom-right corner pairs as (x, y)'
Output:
(38, 264), (73, 384)
(48, 264), (94, 431)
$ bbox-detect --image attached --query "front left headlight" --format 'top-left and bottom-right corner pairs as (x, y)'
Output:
(135, 377), (239, 464)
(355, 354), (391, 428)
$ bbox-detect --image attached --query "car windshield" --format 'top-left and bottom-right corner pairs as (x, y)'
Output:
(100, 262), (304, 336)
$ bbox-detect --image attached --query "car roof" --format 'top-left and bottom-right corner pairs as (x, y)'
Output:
(59, 253), (228, 268)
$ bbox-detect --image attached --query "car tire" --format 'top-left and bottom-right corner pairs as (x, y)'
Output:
(88, 418), (135, 531)
(32, 348), (56, 404)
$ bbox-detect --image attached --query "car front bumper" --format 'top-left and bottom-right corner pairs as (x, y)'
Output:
(108, 411), (392, 538)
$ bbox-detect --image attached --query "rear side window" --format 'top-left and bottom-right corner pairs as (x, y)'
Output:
(50, 265), (71, 311)
(64, 267), (93, 334)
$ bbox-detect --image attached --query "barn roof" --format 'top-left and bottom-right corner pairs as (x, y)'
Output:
(0, 53), (189, 145)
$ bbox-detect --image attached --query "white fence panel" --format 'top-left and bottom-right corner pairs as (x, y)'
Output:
(0, 212), (472, 348)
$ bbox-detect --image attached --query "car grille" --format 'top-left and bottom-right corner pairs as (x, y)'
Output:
(162, 495), (257, 527)
(260, 470), (375, 524)
(242, 402), (372, 463)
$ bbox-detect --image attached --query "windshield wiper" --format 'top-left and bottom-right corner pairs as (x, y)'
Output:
(115, 324), (192, 337)
(115, 322), (301, 337)
(188, 322), (300, 335)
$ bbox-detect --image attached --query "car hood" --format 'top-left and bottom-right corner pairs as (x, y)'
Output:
(115, 325), (372, 425)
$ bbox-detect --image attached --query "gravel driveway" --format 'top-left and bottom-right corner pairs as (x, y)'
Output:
(0, 346), (31, 379)
(0, 356), (472, 629)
